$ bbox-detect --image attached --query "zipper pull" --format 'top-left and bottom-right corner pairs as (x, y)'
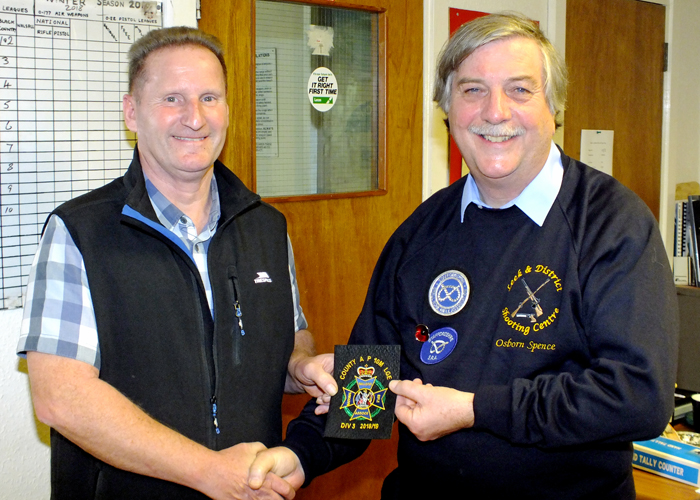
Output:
(234, 301), (245, 336)
(230, 272), (245, 336)
(211, 397), (221, 435)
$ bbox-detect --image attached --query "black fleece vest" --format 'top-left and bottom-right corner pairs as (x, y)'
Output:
(49, 152), (295, 499)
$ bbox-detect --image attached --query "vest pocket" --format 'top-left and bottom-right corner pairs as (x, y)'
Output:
(227, 266), (243, 366)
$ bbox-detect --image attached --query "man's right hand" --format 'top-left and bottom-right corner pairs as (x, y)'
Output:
(248, 447), (305, 495)
(389, 378), (475, 441)
(195, 442), (297, 500)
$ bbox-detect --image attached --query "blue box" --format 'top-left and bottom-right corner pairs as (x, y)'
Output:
(633, 437), (700, 486)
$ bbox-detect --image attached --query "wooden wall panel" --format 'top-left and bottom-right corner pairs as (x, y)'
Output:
(564, 0), (665, 218)
(199, 0), (256, 188)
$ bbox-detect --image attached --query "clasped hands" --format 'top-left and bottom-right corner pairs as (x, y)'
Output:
(245, 378), (476, 499)
(210, 352), (334, 499)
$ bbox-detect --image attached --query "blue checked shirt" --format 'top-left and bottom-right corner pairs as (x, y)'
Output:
(17, 175), (308, 370)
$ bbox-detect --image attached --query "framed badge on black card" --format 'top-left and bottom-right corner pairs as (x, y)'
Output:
(324, 344), (401, 440)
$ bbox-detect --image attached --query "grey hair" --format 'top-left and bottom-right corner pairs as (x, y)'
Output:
(433, 12), (568, 127)
(127, 26), (227, 95)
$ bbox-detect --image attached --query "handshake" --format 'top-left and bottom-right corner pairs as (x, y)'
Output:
(211, 376), (476, 500)
(244, 443), (305, 500)
(182, 440), (302, 500)
(196, 351), (333, 500)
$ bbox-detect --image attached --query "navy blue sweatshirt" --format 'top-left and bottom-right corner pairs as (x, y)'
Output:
(284, 151), (678, 499)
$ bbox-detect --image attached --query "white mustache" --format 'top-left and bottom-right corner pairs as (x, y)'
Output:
(468, 124), (525, 139)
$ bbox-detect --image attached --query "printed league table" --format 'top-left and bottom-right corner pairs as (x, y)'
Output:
(0, 0), (162, 309)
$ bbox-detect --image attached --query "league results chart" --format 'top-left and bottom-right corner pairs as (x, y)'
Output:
(0, 0), (162, 309)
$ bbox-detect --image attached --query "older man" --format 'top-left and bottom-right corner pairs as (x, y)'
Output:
(249, 12), (678, 499)
(18, 27), (334, 500)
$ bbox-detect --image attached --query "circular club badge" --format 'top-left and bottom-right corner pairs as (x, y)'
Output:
(428, 270), (470, 316)
(307, 67), (338, 112)
(420, 327), (458, 365)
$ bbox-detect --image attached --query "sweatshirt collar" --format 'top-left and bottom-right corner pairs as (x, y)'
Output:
(460, 141), (563, 226)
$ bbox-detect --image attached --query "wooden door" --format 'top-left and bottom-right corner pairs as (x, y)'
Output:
(199, 1), (423, 498)
(564, 0), (665, 218)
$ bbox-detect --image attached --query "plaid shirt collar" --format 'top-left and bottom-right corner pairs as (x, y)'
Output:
(144, 173), (221, 246)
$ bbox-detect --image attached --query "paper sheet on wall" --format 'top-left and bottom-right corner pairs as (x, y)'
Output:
(256, 48), (279, 158)
(580, 129), (614, 176)
(0, 0), (163, 309)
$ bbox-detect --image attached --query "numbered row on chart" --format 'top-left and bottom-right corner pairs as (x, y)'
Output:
(2, 168), (119, 180)
(0, 217), (46, 235)
(0, 191), (107, 217)
(1, 172), (118, 187)
(2, 106), (125, 119)
(0, 238), (40, 260)
(0, 191), (91, 207)
(1, 213), (64, 229)
(0, 219), (44, 239)
(2, 167), (125, 181)
(2, 151), (133, 164)
(2, 149), (132, 160)
(0, 38), (135, 51)
(1, 172), (123, 189)
(2, 147), (133, 159)
(3, 205), (79, 219)
(2, 128), (128, 141)
(1, 48), (125, 63)
(0, 41), (128, 53)
(2, 181), (116, 195)
(2, 146), (131, 157)
(2, 65), (127, 79)
(2, 133), (133, 143)
(1, 69), (128, 84)
(0, 232), (39, 245)
(1, 109), (124, 119)
(0, 78), (129, 92)
(1, 104), (125, 115)
(2, 126), (132, 138)
(1, 112), (124, 124)
(0, 21), (158, 45)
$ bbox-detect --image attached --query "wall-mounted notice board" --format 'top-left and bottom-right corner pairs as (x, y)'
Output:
(0, 0), (163, 309)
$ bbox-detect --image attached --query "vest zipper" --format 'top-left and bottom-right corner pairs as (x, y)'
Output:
(188, 271), (219, 444)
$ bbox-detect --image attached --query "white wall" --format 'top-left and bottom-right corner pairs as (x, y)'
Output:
(664, 0), (700, 255)
(668, 1), (700, 187)
(0, 309), (49, 498)
(0, 3), (196, 498)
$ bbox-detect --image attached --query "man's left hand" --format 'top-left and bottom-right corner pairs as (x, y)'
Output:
(286, 353), (336, 414)
(389, 378), (475, 441)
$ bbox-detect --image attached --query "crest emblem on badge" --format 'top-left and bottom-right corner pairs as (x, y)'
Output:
(340, 365), (388, 421)
(429, 270), (470, 316)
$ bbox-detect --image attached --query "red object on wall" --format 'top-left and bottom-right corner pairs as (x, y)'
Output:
(447, 9), (489, 185)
